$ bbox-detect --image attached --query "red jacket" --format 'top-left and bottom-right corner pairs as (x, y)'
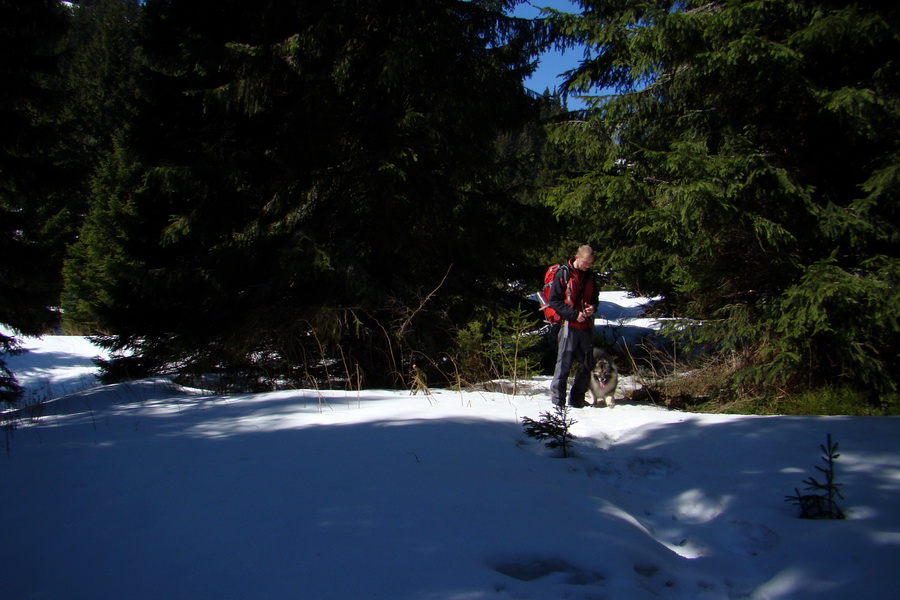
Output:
(547, 258), (598, 330)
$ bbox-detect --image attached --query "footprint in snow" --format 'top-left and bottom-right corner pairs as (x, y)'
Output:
(729, 520), (780, 556)
(492, 558), (605, 586)
(627, 456), (679, 479)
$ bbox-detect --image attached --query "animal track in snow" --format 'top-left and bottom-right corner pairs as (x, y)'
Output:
(729, 520), (780, 556)
(491, 557), (605, 586)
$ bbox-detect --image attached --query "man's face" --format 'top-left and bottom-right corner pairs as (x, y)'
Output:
(574, 253), (594, 272)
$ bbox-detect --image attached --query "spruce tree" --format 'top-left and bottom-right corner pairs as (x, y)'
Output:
(0, 0), (70, 402)
(65, 0), (547, 388)
(59, 0), (143, 334)
(60, 0), (141, 172)
(522, 404), (577, 457)
(544, 1), (899, 396)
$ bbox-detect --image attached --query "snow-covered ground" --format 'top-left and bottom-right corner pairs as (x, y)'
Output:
(3, 299), (899, 600)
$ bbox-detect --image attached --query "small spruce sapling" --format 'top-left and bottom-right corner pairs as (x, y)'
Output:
(521, 404), (577, 458)
(785, 433), (846, 519)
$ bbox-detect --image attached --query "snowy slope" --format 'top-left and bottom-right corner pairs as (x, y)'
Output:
(2, 324), (900, 600)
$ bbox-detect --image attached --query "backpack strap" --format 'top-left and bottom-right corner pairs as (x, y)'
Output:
(557, 263), (570, 286)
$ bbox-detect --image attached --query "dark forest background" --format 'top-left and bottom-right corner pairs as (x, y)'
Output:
(2, 1), (897, 411)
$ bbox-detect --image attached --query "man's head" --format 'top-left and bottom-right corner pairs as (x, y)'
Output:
(573, 245), (595, 272)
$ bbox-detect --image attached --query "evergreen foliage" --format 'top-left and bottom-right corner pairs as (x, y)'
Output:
(493, 91), (578, 264)
(59, 0), (141, 186)
(785, 433), (845, 519)
(453, 305), (542, 392)
(543, 1), (900, 397)
(0, 0), (70, 402)
(521, 404), (577, 457)
(63, 0), (549, 389)
(59, 1), (143, 336)
(10, 0), (895, 408)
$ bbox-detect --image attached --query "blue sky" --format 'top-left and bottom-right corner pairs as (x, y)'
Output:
(511, 0), (589, 108)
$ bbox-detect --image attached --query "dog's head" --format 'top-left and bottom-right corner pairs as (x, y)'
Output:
(592, 360), (611, 385)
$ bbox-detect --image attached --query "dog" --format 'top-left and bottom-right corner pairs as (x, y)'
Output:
(588, 348), (618, 408)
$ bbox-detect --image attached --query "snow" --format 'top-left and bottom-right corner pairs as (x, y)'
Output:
(3, 303), (900, 600)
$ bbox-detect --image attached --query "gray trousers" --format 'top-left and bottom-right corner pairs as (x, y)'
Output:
(550, 324), (594, 407)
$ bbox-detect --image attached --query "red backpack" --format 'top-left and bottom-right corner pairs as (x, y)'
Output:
(536, 263), (570, 324)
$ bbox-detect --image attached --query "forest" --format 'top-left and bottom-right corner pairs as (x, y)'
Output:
(2, 0), (898, 412)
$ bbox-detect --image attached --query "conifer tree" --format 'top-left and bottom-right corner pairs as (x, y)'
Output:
(59, 0), (142, 334)
(0, 0), (70, 402)
(61, 0), (141, 172)
(65, 0), (547, 388)
(544, 1), (899, 395)
(494, 90), (580, 264)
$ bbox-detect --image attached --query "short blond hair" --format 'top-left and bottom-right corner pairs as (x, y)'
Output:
(576, 244), (594, 258)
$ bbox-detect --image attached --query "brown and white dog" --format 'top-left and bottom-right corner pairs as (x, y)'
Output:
(588, 348), (618, 408)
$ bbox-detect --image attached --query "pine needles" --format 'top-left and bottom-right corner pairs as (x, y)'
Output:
(785, 433), (846, 520)
(521, 404), (577, 458)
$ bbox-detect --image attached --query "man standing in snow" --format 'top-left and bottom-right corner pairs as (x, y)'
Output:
(548, 245), (599, 408)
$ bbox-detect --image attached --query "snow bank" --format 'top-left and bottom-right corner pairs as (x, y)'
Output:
(3, 328), (899, 600)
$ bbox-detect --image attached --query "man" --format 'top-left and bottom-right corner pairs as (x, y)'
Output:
(548, 245), (599, 408)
